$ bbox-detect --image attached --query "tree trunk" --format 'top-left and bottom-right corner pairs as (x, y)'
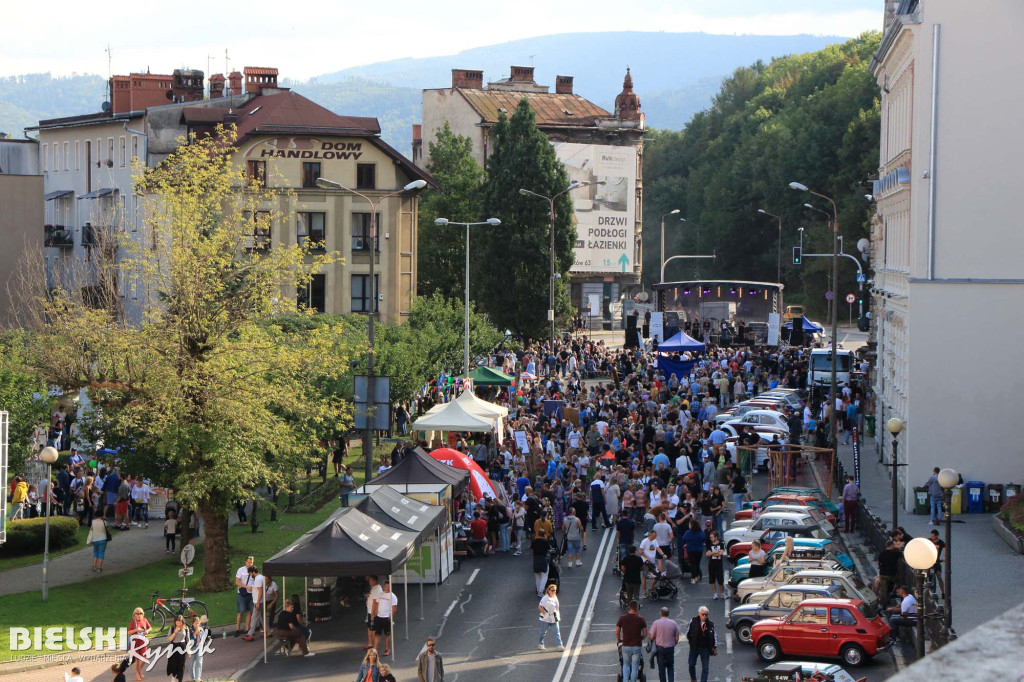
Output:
(180, 507), (193, 547)
(199, 501), (232, 591)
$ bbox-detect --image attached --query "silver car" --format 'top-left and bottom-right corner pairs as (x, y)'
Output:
(735, 558), (843, 603)
(727, 584), (848, 643)
(745, 569), (879, 611)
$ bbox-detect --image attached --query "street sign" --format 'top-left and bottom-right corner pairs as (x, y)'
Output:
(857, 272), (866, 283)
(825, 290), (834, 301)
(177, 567), (194, 578)
(180, 544), (195, 566)
(845, 293), (856, 304)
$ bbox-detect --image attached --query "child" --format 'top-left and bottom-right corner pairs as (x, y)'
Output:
(163, 511), (178, 553)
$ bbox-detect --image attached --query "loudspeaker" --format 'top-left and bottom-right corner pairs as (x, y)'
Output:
(626, 313), (638, 330)
(790, 316), (805, 346)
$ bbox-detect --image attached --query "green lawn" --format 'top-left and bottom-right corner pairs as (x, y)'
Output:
(0, 524), (92, 572)
(0, 504), (339, 661)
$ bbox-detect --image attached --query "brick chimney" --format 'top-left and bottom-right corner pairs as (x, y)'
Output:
(510, 65), (535, 83)
(555, 75), (574, 94)
(243, 67), (279, 94)
(209, 74), (225, 99)
(227, 71), (242, 96)
(171, 69), (204, 103)
(451, 69), (483, 89)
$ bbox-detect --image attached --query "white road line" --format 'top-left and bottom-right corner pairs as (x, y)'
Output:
(723, 592), (733, 655)
(551, 526), (614, 682)
(466, 567), (481, 586)
(443, 597), (460, 620)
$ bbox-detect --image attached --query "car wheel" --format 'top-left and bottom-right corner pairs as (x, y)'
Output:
(726, 540), (737, 551)
(841, 643), (867, 666)
(741, 593), (753, 604)
(757, 637), (781, 662)
(735, 621), (754, 644)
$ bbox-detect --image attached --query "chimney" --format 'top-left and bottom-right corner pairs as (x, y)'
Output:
(555, 75), (574, 95)
(227, 71), (242, 96)
(510, 65), (535, 83)
(451, 69), (484, 89)
(171, 69), (204, 103)
(209, 74), (225, 99)
(412, 124), (422, 141)
(243, 67), (279, 94)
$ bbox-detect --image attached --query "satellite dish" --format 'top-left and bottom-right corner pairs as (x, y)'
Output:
(101, 101), (111, 113)
(638, 291), (650, 302)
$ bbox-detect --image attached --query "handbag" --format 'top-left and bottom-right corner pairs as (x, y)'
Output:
(105, 523), (113, 542)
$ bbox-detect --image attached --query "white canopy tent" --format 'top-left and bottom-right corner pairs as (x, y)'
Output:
(411, 399), (495, 432)
(454, 391), (508, 441)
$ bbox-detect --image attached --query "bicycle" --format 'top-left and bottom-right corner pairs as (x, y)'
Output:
(148, 589), (209, 633)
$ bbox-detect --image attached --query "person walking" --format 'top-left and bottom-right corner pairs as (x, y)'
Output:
(364, 575), (383, 650)
(355, 648), (381, 681)
(165, 615), (188, 682)
(647, 606), (680, 682)
(537, 584), (564, 650)
(615, 600), (647, 682)
(88, 510), (110, 572)
(243, 565), (265, 641)
(925, 467), (943, 525)
(127, 607), (151, 682)
(188, 615), (209, 682)
(416, 637), (444, 682)
(234, 556), (255, 637)
(681, 520), (706, 584)
(841, 474), (859, 532)
(684, 606), (718, 682)
(339, 467), (356, 507)
(705, 531), (726, 600)
(562, 506), (584, 568)
(372, 580), (398, 657)
(532, 529), (552, 596)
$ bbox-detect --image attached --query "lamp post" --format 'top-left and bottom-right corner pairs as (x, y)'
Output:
(756, 208), (783, 284)
(315, 177), (427, 483)
(937, 467), (959, 641)
(519, 181), (592, 348)
(680, 218), (703, 278)
(39, 445), (59, 602)
(434, 217), (502, 376)
(885, 417), (905, 529)
(904, 537), (938, 659)
(659, 209), (681, 283)
(790, 182), (840, 454)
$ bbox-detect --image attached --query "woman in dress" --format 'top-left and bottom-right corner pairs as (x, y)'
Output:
(537, 584), (563, 650)
(551, 479), (566, 532)
(165, 615), (187, 682)
(604, 476), (621, 519)
(127, 607), (151, 681)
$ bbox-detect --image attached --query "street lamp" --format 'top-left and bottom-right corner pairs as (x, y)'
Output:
(680, 218), (702, 278)
(434, 217), (502, 376)
(659, 209), (681, 284)
(886, 417), (905, 529)
(790, 182), (840, 454)
(756, 208), (783, 284)
(937, 467), (959, 641)
(315, 177), (427, 483)
(519, 181), (593, 348)
(39, 445), (59, 602)
(904, 537), (938, 660)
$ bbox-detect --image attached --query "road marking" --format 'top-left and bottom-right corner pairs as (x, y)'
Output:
(551, 526), (614, 682)
(723, 592), (733, 655)
(466, 567), (481, 586)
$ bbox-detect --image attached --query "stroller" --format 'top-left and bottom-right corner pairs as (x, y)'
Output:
(616, 641), (647, 682)
(644, 562), (679, 601)
(545, 545), (562, 591)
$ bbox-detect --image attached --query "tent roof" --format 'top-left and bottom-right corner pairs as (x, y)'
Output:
(463, 366), (515, 386)
(411, 399), (494, 432)
(659, 330), (706, 353)
(263, 507), (417, 577)
(783, 318), (825, 332)
(356, 486), (446, 542)
(367, 448), (468, 494)
(455, 390), (509, 418)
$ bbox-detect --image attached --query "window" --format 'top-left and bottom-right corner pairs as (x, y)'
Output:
(297, 212), (326, 250)
(790, 607), (828, 625)
(131, 135), (139, 163)
(75, 141), (80, 170)
(301, 162), (321, 188)
(248, 211), (271, 250)
(351, 212), (380, 251)
(247, 160), (266, 185)
(108, 138), (114, 165)
(298, 274), (327, 313)
(356, 163), (376, 190)
(63, 142), (70, 170)
(119, 136), (126, 167)
(831, 608), (858, 626)
(42, 144), (48, 171)
(351, 274), (379, 313)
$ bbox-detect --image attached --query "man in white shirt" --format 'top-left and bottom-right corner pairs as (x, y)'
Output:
(243, 565), (265, 640)
(64, 667), (84, 682)
(887, 585), (918, 641)
(567, 427), (582, 451)
(639, 530), (666, 590)
(234, 556), (254, 636)
(365, 575), (383, 649)
(372, 579), (398, 655)
(131, 478), (152, 527)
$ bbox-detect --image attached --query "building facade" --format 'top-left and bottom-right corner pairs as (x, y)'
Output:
(33, 66), (430, 325)
(0, 138), (42, 326)
(870, 0), (1024, 508)
(415, 66), (645, 324)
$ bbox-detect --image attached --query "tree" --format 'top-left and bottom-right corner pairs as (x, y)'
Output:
(0, 330), (48, 472)
(24, 127), (351, 590)
(417, 122), (485, 300)
(476, 99), (576, 339)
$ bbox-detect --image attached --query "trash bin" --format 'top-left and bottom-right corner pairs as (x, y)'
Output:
(913, 486), (930, 515)
(865, 415), (876, 437)
(986, 484), (1005, 513)
(1006, 483), (1022, 500)
(949, 486), (963, 514)
(967, 481), (985, 514)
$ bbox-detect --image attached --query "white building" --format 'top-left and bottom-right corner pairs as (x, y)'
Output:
(870, 0), (1024, 508)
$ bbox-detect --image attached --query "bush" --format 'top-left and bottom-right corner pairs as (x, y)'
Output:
(0, 516), (81, 556)
(1000, 494), (1024, 535)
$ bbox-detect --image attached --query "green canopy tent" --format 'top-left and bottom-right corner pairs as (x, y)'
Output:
(462, 366), (515, 386)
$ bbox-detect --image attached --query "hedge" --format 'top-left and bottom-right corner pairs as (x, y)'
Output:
(1001, 494), (1024, 535)
(0, 516), (81, 556)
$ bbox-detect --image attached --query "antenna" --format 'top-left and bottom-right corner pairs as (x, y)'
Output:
(207, 53), (218, 96)
(105, 44), (112, 80)
(529, 54), (535, 66)
(225, 48), (231, 76)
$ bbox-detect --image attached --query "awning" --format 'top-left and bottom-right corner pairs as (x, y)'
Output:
(44, 190), (74, 200)
(411, 399), (495, 432)
(461, 366), (515, 386)
(78, 188), (118, 199)
(356, 486), (446, 543)
(368, 448), (468, 494)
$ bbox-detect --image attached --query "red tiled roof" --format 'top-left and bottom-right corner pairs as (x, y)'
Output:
(243, 67), (279, 76)
(459, 90), (610, 128)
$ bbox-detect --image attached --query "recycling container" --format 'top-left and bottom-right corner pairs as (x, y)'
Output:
(913, 486), (929, 515)
(967, 481), (985, 514)
(949, 486), (963, 514)
(1006, 483), (1022, 500)
(865, 415), (876, 437)
(986, 484), (1005, 513)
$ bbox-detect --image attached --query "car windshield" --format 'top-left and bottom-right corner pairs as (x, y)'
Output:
(848, 574), (867, 590)
(858, 600), (879, 619)
(812, 353), (852, 372)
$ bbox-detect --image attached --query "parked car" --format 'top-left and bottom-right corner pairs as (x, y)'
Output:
(752, 598), (892, 666)
(728, 526), (833, 562)
(760, 391), (805, 411)
(735, 558), (844, 603)
(720, 422), (789, 444)
(745, 570), (879, 611)
(735, 495), (838, 524)
(726, 410), (792, 433)
(763, 487), (840, 515)
(729, 506), (835, 536)
(727, 584), (848, 643)
(730, 540), (854, 586)
(714, 399), (788, 425)
(742, 661), (865, 682)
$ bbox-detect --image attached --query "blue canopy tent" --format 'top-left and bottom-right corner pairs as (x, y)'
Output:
(782, 318), (825, 333)
(658, 330), (706, 354)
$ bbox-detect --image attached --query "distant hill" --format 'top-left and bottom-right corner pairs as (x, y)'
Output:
(2, 32), (852, 152)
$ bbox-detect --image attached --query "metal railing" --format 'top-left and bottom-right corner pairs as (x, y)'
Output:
(44, 224), (73, 247)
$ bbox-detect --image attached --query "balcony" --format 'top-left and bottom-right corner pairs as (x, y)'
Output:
(44, 224), (73, 248)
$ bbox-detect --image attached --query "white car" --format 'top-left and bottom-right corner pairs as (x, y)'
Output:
(728, 506), (835, 536)
(759, 391), (804, 411)
(723, 512), (814, 549)
(714, 400), (787, 425)
(745, 569), (879, 611)
(726, 410), (791, 433)
(734, 558), (844, 603)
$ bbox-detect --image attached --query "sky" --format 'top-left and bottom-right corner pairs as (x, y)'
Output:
(2, 0), (882, 80)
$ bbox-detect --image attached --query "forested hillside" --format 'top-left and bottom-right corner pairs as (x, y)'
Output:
(642, 33), (881, 316)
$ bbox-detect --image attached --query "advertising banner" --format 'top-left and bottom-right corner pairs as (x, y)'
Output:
(767, 312), (781, 347)
(553, 142), (637, 274)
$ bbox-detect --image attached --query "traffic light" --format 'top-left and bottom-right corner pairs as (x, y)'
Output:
(793, 246), (802, 264)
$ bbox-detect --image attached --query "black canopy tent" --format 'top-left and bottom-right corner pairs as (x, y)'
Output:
(367, 447), (469, 495)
